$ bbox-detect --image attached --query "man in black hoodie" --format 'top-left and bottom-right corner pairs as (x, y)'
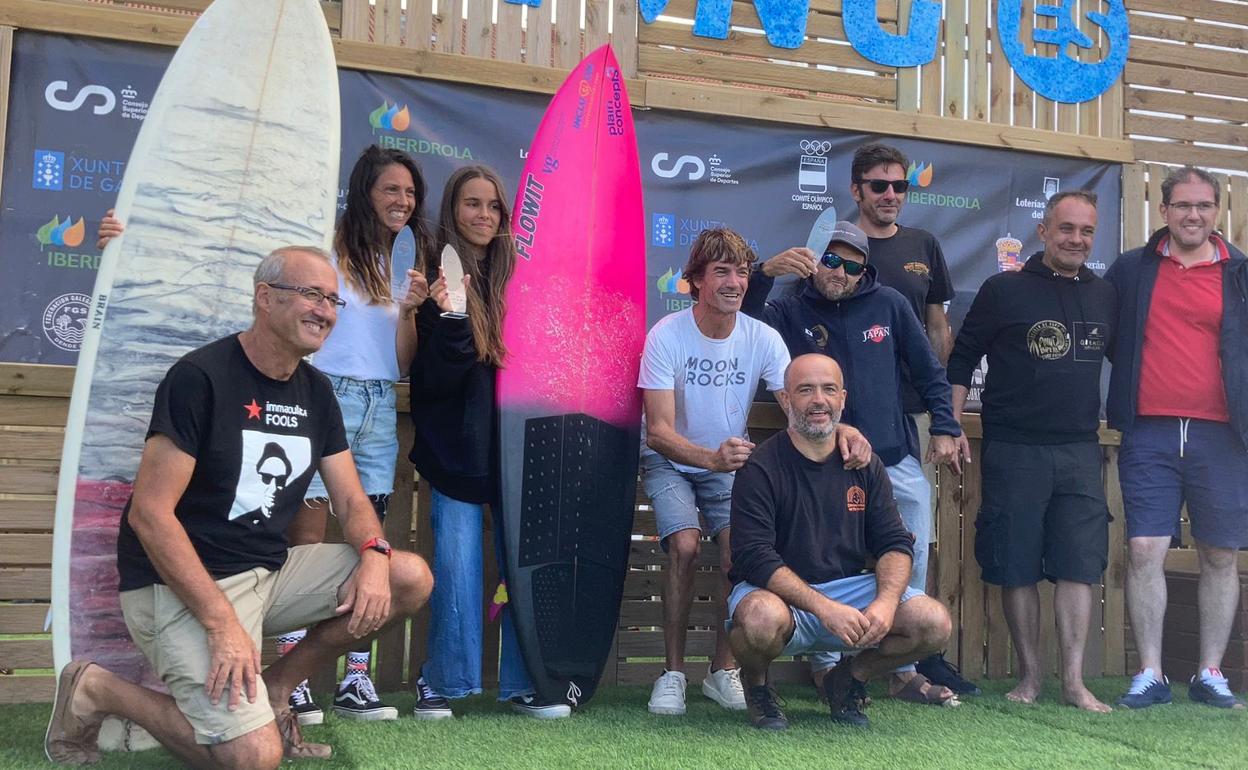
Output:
(947, 190), (1115, 712)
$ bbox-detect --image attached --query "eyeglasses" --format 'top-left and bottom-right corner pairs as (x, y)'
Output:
(820, 252), (867, 275)
(1165, 201), (1218, 214)
(857, 178), (910, 195)
(265, 282), (347, 309)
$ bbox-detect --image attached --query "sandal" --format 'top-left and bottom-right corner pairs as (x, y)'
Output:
(889, 673), (960, 707)
(276, 707), (332, 760)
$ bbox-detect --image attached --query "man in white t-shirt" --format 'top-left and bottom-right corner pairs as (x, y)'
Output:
(639, 228), (870, 716)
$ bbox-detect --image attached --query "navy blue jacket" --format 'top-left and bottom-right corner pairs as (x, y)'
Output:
(1105, 228), (1248, 448)
(743, 265), (961, 466)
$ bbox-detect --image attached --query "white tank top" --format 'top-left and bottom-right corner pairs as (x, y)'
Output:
(310, 252), (400, 382)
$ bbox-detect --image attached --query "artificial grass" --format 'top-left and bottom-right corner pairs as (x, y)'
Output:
(4, 678), (1245, 769)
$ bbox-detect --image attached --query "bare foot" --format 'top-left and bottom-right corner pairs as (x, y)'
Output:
(1005, 680), (1041, 704)
(1063, 685), (1112, 713)
(71, 663), (108, 724)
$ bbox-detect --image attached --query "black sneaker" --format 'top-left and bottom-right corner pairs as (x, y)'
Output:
(824, 659), (869, 727)
(508, 694), (571, 719)
(1116, 669), (1172, 710)
(331, 673), (398, 721)
(288, 682), (323, 726)
(1188, 670), (1245, 710)
(744, 685), (788, 731)
(916, 652), (982, 697)
(413, 675), (453, 720)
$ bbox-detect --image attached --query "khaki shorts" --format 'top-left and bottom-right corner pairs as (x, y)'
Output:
(120, 543), (359, 745)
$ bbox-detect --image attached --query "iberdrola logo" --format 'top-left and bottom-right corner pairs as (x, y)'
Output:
(36, 215), (85, 250)
(369, 101), (411, 133)
(656, 268), (690, 295)
(907, 161), (934, 188)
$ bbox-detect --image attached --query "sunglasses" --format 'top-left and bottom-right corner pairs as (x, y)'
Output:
(857, 178), (910, 195)
(820, 252), (867, 275)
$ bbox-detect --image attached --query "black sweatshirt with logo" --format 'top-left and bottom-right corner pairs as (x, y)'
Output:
(947, 252), (1116, 444)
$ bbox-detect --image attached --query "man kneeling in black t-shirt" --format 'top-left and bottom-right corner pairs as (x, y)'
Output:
(726, 354), (953, 730)
(46, 247), (433, 768)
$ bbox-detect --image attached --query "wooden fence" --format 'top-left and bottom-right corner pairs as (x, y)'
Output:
(10, 363), (1248, 703)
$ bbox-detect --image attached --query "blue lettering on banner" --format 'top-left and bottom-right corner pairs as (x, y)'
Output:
(998, 0), (1130, 104)
(514, 174), (545, 261)
(545, 0), (1129, 101)
(843, 0), (941, 67)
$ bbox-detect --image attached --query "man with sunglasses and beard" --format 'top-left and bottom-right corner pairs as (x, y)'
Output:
(744, 221), (968, 708)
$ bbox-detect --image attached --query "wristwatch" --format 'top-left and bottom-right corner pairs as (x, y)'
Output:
(360, 536), (392, 558)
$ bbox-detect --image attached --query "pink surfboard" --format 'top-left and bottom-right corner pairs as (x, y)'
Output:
(498, 45), (645, 707)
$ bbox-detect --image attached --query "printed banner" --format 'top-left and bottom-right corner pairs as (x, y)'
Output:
(1, 32), (1121, 369)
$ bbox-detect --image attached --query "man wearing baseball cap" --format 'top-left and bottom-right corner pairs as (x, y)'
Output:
(743, 220), (969, 707)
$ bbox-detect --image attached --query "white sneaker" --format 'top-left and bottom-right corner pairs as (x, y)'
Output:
(648, 670), (687, 715)
(702, 666), (747, 711)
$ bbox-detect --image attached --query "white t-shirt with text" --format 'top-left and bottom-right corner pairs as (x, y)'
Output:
(638, 308), (789, 473)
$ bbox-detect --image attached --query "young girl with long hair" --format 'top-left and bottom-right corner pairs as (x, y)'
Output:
(407, 165), (569, 719)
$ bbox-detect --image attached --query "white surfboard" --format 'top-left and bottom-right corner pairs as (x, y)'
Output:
(50, 0), (340, 680)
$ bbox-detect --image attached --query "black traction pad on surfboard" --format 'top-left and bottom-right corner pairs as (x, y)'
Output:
(518, 413), (635, 678)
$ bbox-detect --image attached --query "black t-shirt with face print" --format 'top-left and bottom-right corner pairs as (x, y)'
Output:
(117, 334), (348, 590)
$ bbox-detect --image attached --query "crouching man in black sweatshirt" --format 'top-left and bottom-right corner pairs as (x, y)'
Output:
(726, 354), (953, 730)
(947, 190), (1115, 713)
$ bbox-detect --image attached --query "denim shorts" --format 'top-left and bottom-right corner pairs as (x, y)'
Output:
(726, 573), (924, 656)
(305, 375), (398, 499)
(640, 451), (733, 545)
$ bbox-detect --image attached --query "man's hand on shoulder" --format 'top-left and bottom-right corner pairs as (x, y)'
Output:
(761, 248), (817, 279)
(815, 598), (871, 648)
(835, 423), (872, 469)
(203, 616), (261, 711)
(336, 552), (392, 639)
(712, 436), (756, 472)
(857, 597), (899, 648)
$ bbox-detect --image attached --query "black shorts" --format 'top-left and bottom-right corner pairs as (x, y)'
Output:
(974, 440), (1110, 587)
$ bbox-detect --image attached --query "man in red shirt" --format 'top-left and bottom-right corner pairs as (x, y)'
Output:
(1105, 166), (1248, 710)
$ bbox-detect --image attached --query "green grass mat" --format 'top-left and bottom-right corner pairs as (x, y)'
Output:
(5, 679), (1245, 769)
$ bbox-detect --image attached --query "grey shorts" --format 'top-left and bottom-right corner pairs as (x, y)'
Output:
(640, 451), (733, 546)
(120, 543), (359, 745)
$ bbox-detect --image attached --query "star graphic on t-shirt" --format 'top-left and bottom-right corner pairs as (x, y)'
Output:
(243, 399), (262, 420)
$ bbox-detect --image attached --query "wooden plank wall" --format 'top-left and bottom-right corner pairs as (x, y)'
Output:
(336, 0), (640, 77)
(1122, 0), (1248, 174)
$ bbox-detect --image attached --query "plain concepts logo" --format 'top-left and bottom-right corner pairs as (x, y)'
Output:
(906, 161), (934, 188)
(36, 215), (86, 249)
(42, 292), (91, 352)
(45, 80), (115, 115)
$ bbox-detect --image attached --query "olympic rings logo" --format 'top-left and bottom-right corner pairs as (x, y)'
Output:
(800, 139), (831, 155)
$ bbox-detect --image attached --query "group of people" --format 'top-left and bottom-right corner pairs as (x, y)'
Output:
(637, 146), (1247, 730)
(41, 138), (1246, 767)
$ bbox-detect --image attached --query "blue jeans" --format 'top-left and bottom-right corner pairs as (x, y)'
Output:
(305, 375), (398, 498)
(423, 487), (534, 699)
